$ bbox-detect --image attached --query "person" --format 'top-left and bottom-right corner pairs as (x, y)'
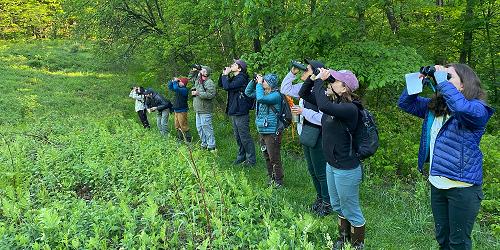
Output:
(398, 64), (494, 250)
(129, 86), (150, 128)
(189, 66), (217, 151)
(245, 73), (284, 186)
(281, 60), (331, 216)
(299, 68), (366, 249)
(220, 59), (256, 166)
(168, 77), (192, 142)
(144, 88), (173, 136)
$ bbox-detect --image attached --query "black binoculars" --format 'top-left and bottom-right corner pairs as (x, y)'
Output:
(291, 60), (307, 71)
(191, 64), (202, 70)
(420, 65), (452, 80)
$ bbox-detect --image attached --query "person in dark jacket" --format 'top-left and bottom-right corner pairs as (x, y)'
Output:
(245, 73), (284, 186)
(168, 77), (191, 142)
(299, 68), (365, 249)
(144, 88), (173, 136)
(220, 59), (256, 166)
(281, 60), (332, 216)
(398, 64), (494, 250)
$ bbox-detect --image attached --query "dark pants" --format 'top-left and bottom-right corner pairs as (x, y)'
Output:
(260, 133), (283, 184)
(137, 109), (150, 128)
(231, 114), (256, 164)
(303, 133), (329, 203)
(431, 185), (483, 250)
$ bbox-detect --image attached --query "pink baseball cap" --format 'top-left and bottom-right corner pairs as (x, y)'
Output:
(329, 70), (359, 91)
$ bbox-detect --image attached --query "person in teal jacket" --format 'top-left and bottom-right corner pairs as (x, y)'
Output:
(245, 73), (284, 187)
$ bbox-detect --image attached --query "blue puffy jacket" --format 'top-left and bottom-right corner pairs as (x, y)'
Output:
(398, 81), (494, 185)
(245, 80), (281, 134)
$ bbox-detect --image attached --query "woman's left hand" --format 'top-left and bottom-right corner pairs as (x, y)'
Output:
(256, 74), (263, 84)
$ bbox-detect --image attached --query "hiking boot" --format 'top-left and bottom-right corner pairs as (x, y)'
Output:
(350, 225), (365, 250)
(333, 216), (351, 250)
(233, 157), (246, 165)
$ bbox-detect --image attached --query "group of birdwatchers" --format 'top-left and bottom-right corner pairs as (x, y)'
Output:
(129, 58), (493, 250)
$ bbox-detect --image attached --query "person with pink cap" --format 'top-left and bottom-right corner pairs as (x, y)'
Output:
(299, 68), (366, 249)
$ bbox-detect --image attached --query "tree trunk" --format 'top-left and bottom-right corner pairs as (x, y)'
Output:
(253, 35), (262, 53)
(481, 0), (497, 103)
(357, 6), (366, 38)
(384, 1), (399, 35)
(310, 0), (316, 14)
(459, 0), (475, 65)
(436, 0), (444, 21)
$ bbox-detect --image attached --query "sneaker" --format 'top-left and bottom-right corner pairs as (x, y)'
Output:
(242, 160), (255, 167)
(315, 202), (332, 217)
(208, 147), (217, 153)
(233, 157), (246, 165)
(311, 197), (323, 212)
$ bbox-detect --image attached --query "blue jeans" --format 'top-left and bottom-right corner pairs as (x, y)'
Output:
(156, 109), (169, 136)
(196, 113), (216, 148)
(326, 164), (365, 227)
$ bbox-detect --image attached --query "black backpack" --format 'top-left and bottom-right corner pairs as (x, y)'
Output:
(269, 93), (293, 133)
(348, 102), (379, 160)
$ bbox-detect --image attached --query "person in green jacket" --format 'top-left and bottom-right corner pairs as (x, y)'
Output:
(189, 66), (217, 151)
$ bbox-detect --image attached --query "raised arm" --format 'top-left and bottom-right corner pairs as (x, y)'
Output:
(437, 81), (492, 128)
(313, 79), (358, 121)
(280, 71), (302, 98)
(245, 80), (257, 98)
(298, 77), (317, 105)
(397, 87), (431, 119)
(221, 75), (246, 91)
(256, 84), (281, 105)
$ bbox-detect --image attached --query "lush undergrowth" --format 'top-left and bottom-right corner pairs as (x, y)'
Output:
(0, 40), (498, 249)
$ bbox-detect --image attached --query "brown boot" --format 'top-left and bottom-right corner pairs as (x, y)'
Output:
(350, 225), (365, 249)
(333, 216), (350, 250)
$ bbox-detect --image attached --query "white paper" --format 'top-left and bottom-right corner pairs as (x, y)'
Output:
(405, 72), (423, 95)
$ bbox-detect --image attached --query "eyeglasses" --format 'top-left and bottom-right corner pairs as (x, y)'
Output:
(201, 74), (208, 77)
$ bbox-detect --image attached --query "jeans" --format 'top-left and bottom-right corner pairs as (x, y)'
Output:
(260, 133), (283, 184)
(431, 185), (482, 250)
(196, 113), (216, 148)
(231, 114), (256, 164)
(156, 109), (169, 135)
(303, 133), (329, 203)
(326, 164), (365, 227)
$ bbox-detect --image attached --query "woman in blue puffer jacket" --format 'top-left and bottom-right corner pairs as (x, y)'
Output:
(245, 73), (284, 187)
(398, 64), (494, 250)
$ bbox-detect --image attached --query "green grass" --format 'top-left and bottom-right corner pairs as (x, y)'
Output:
(0, 40), (498, 249)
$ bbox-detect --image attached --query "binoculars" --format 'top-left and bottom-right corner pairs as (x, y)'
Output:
(291, 60), (307, 71)
(420, 66), (452, 80)
(191, 64), (202, 70)
(291, 60), (327, 79)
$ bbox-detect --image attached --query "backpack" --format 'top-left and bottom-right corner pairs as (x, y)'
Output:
(240, 86), (256, 110)
(348, 102), (379, 160)
(269, 93), (293, 133)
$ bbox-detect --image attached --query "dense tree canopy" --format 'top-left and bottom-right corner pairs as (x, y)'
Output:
(2, 0), (497, 102)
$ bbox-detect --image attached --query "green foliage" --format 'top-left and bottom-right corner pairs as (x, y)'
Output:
(1, 39), (499, 248)
(0, 0), (66, 39)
